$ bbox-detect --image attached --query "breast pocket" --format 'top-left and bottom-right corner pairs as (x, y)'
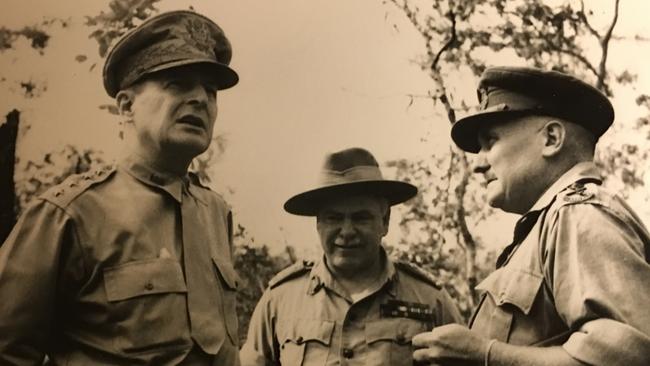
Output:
(212, 256), (240, 345)
(366, 318), (428, 366)
(475, 268), (544, 342)
(103, 258), (191, 353)
(278, 319), (335, 366)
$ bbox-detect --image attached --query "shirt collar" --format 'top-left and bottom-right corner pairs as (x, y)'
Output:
(307, 247), (397, 297)
(119, 155), (185, 202)
(529, 161), (602, 212)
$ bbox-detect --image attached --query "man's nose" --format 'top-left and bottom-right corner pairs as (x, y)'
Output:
(187, 83), (210, 106)
(472, 152), (489, 174)
(339, 218), (355, 236)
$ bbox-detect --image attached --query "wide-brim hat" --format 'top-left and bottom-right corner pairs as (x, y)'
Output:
(103, 10), (239, 97)
(451, 67), (614, 153)
(284, 148), (418, 216)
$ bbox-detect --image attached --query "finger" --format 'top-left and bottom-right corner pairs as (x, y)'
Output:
(413, 347), (441, 362)
(412, 331), (436, 347)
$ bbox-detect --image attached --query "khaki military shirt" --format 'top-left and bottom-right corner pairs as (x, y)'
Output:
(0, 157), (240, 365)
(470, 162), (650, 365)
(241, 251), (463, 365)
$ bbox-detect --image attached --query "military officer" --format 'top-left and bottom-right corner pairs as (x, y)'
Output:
(0, 10), (241, 365)
(412, 67), (650, 365)
(240, 147), (463, 366)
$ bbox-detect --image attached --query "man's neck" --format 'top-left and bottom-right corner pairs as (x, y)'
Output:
(328, 254), (387, 301)
(124, 149), (191, 178)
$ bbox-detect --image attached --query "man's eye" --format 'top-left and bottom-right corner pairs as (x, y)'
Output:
(204, 85), (218, 97)
(319, 214), (341, 223)
(165, 80), (186, 89)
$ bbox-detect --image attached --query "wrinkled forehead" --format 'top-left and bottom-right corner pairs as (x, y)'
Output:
(316, 194), (388, 215)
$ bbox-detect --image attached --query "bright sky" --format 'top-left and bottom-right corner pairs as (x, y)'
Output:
(2, 0), (649, 257)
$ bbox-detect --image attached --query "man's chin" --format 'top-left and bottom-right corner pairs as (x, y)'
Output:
(166, 139), (210, 157)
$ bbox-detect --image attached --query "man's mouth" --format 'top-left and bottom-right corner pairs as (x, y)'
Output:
(333, 238), (362, 249)
(177, 115), (205, 129)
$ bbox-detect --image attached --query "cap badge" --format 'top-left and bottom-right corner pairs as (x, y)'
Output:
(185, 18), (214, 55)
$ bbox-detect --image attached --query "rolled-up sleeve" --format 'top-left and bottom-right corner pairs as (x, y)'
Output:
(0, 199), (82, 365)
(546, 202), (650, 365)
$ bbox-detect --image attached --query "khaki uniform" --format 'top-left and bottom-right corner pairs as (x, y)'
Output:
(241, 252), (462, 365)
(470, 162), (650, 365)
(0, 157), (240, 365)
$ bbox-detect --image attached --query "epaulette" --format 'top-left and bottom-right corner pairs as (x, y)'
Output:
(395, 261), (441, 290)
(268, 259), (314, 289)
(557, 181), (598, 206)
(41, 165), (115, 207)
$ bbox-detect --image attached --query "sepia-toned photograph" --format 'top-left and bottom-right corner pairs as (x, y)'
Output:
(0, 0), (648, 365)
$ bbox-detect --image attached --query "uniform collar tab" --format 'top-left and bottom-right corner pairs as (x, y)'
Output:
(119, 156), (185, 202)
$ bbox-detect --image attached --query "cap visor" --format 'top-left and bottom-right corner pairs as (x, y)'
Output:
(452, 110), (529, 153)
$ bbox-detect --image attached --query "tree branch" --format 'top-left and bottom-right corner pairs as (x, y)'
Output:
(579, 0), (600, 39)
(596, 0), (620, 91)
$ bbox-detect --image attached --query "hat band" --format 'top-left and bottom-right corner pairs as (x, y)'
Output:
(320, 166), (383, 186)
(483, 88), (546, 112)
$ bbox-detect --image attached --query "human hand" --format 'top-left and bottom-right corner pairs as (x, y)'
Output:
(412, 324), (489, 366)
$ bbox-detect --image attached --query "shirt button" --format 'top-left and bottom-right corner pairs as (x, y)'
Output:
(342, 348), (354, 359)
(296, 336), (303, 344)
(145, 282), (154, 291)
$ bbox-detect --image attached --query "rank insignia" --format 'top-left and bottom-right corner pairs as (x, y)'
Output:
(380, 300), (436, 323)
(563, 183), (595, 203)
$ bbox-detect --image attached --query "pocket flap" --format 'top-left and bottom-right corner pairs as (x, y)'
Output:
(279, 319), (335, 346)
(476, 268), (543, 315)
(104, 258), (187, 302)
(212, 256), (239, 290)
(366, 318), (426, 344)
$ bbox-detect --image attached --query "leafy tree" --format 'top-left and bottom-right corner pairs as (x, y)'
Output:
(14, 145), (106, 213)
(382, 0), (633, 320)
(233, 224), (295, 345)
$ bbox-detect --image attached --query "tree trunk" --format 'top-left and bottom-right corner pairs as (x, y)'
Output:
(0, 109), (19, 245)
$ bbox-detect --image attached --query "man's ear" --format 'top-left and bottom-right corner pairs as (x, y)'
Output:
(541, 120), (566, 157)
(116, 90), (135, 117)
(382, 207), (391, 236)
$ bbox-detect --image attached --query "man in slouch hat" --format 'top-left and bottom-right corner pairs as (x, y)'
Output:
(412, 67), (650, 365)
(0, 10), (241, 365)
(241, 147), (463, 366)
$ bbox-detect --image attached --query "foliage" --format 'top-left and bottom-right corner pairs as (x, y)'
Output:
(0, 25), (51, 53)
(85, 0), (161, 57)
(14, 145), (106, 214)
(232, 224), (295, 345)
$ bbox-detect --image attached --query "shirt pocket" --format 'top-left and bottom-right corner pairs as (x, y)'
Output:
(278, 319), (335, 366)
(475, 268), (544, 342)
(212, 255), (240, 345)
(366, 318), (427, 366)
(103, 258), (191, 353)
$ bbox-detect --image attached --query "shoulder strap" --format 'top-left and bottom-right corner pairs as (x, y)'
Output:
(268, 260), (314, 289)
(41, 165), (115, 207)
(394, 261), (441, 290)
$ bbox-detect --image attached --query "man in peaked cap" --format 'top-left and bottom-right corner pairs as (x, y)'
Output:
(412, 67), (650, 365)
(240, 147), (463, 366)
(0, 10), (241, 365)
